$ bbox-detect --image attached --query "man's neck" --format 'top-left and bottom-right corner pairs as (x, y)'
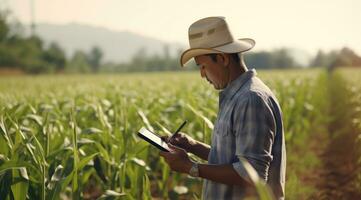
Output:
(228, 63), (247, 83)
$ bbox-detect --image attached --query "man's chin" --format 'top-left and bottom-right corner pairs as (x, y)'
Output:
(212, 84), (221, 90)
(208, 81), (224, 90)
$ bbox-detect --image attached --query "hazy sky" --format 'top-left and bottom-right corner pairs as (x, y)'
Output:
(4, 0), (361, 54)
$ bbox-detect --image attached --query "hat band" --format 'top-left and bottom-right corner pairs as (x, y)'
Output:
(190, 40), (233, 50)
(210, 41), (234, 49)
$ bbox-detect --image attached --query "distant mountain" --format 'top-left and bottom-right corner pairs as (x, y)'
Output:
(26, 23), (312, 66)
(29, 23), (185, 62)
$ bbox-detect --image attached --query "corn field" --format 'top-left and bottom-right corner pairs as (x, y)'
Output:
(0, 68), (361, 199)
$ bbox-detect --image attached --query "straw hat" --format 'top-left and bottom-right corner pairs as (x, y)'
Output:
(180, 16), (255, 67)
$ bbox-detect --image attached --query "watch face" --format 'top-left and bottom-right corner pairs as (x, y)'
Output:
(190, 163), (199, 177)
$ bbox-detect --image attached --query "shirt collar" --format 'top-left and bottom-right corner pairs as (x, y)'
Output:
(219, 68), (257, 104)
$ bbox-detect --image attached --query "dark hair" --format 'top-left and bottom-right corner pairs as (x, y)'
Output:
(206, 53), (240, 64)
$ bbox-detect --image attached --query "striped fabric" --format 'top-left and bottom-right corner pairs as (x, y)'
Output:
(202, 69), (286, 200)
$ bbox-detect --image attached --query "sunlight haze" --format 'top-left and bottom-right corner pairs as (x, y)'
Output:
(4, 0), (361, 54)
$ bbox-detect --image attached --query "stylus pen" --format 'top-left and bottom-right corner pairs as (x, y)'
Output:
(169, 120), (187, 141)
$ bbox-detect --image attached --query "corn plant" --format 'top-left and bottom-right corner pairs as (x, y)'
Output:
(1, 68), (359, 199)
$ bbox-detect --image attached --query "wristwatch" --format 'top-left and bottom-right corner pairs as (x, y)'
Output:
(189, 162), (199, 177)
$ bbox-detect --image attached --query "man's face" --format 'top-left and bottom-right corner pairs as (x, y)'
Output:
(195, 54), (229, 90)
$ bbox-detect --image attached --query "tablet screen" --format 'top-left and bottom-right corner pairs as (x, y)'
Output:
(138, 127), (170, 152)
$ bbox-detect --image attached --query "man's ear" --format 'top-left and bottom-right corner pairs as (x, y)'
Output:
(217, 54), (230, 67)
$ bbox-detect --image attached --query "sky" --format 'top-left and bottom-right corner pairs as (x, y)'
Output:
(3, 0), (361, 55)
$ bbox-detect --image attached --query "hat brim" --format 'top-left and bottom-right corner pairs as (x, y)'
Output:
(180, 38), (255, 67)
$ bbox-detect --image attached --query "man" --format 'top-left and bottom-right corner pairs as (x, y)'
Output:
(159, 16), (286, 200)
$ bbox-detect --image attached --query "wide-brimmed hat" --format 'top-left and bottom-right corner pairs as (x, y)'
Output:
(180, 16), (255, 67)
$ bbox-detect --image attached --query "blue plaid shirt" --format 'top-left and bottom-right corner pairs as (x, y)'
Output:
(202, 69), (286, 200)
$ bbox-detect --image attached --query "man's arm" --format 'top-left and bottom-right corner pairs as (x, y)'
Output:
(197, 163), (251, 187)
(189, 140), (210, 161)
(160, 144), (251, 187)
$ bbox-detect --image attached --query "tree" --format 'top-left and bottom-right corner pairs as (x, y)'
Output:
(0, 9), (65, 73)
(42, 42), (66, 71)
(0, 9), (10, 43)
(66, 50), (91, 73)
(87, 46), (103, 72)
(130, 47), (147, 71)
(311, 47), (361, 69)
(244, 49), (298, 69)
(328, 47), (361, 69)
(18, 36), (51, 73)
(245, 51), (273, 69)
(338, 47), (361, 66)
(310, 50), (327, 67)
(271, 49), (296, 68)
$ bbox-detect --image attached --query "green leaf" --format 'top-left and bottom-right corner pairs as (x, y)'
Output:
(131, 157), (150, 171)
(46, 164), (73, 199)
(27, 133), (46, 165)
(46, 146), (72, 161)
(48, 165), (64, 190)
(155, 121), (172, 135)
(11, 168), (29, 200)
(0, 160), (41, 177)
(77, 138), (96, 145)
(186, 104), (214, 129)
(98, 190), (127, 199)
(82, 127), (103, 134)
(128, 141), (148, 157)
(95, 143), (110, 163)
(78, 153), (99, 170)
(0, 170), (12, 200)
(96, 104), (112, 130)
(137, 110), (154, 132)
(239, 157), (275, 200)
(19, 167), (29, 180)
(0, 115), (13, 149)
(47, 165), (64, 200)
(142, 175), (152, 199)
(70, 109), (80, 196)
(93, 156), (108, 184)
(26, 114), (43, 126)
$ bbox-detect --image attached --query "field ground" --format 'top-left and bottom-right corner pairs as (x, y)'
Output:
(0, 68), (361, 199)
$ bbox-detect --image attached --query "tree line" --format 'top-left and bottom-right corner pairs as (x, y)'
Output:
(1, 9), (361, 74)
(0, 9), (103, 74)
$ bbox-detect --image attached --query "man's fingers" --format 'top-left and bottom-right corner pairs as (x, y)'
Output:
(160, 136), (169, 142)
(159, 151), (169, 158)
(169, 136), (181, 144)
(169, 137), (175, 144)
(168, 143), (182, 151)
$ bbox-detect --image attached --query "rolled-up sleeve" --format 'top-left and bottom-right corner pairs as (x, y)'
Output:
(231, 92), (276, 182)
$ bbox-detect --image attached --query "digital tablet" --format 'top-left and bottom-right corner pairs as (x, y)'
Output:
(137, 127), (170, 152)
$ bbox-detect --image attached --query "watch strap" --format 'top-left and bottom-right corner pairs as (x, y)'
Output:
(189, 162), (199, 177)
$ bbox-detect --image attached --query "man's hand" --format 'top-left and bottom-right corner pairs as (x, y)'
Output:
(160, 132), (197, 153)
(160, 145), (251, 187)
(161, 132), (211, 161)
(159, 143), (192, 174)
